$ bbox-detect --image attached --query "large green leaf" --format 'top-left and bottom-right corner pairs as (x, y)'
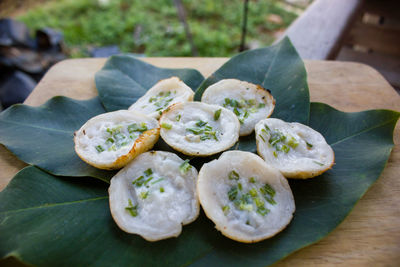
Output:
(194, 37), (309, 124)
(194, 37), (309, 153)
(0, 97), (115, 182)
(1, 104), (398, 267)
(95, 55), (205, 111)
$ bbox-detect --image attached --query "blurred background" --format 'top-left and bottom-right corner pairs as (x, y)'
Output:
(0, 0), (309, 57)
(0, 0), (398, 110)
(0, 0), (312, 110)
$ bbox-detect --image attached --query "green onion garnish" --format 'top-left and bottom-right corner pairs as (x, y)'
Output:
(313, 161), (324, 166)
(161, 123), (172, 129)
(151, 178), (165, 184)
(179, 159), (192, 174)
(175, 114), (181, 121)
(259, 134), (266, 142)
(228, 170), (239, 180)
(228, 187), (238, 201)
(239, 203), (253, 211)
(214, 109), (222, 121)
(306, 142), (313, 148)
(257, 206), (270, 216)
(160, 187), (165, 193)
(249, 177), (256, 183)
(222, 205), (230, 215)
(95, 145), (104, 153)
(249, 188), (258, 197)
(144, 168), (153, 176)
(140, 191), (149, 199)
(238, 183), (243, 191)
(125, 199), (138, 217)
(288, 137), (299, 148)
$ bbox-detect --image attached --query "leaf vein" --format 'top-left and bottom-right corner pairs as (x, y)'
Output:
(330, 117), (398, 146)
(0, 196), (108, 215)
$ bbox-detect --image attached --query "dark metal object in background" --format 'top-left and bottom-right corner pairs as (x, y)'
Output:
(90, 45), (120, 58)
(239, 0), (249, 52)
(173, 0), (198, 56)
(0, 18), (66, 110)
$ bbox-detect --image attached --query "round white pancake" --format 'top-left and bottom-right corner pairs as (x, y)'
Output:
(109, 151), (199, 241)
(197, 151), (295, 243)
(74, 110), (159, 170)
(255, 118), (335, 179)
(159, 102), (240, 156)
(201, 79), (275, 136)
(128, 76), (194, 119)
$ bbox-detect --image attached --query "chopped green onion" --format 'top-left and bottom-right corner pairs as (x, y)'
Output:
(128, 123), (147, 133)
(264, 124), (271, 131)
(258, 103), (266, 108)
(313, 161), (324, 166)
(259, 134), (266, 142)
(254, 197), (264, 207)
(306, 142), (313, 148)
(186, 127), (203, 135)
(95, 145), (104, 153)
(238, 183), (243, 191)
(144, 169), (152, 176)
(132, 176), (145, 186)
(161, 123), (172, 129)
(214, 109), (222, 121)
(179, 159), (192, 174)
(288, 137), (299, 148)
(151, 178), (165, 184)
(144, 177), (153, 185)
(249, 188), (258, 197)
(263, 183), (276, 197)
(160, 187), (165, 193)
(233, 107), (240, 116)
(106, 138), (114, 144)
(273, 151), (278, 157)
(222, 205), (230, 215)
(228, 170), (239, 180)
(196, 120), (207, 127)
(249, 177), (256, 183)
(281, 144), (290, 153)
(175, 114), (181, 121)
(239, 203), (253, 211)
(228, 187), (238, 201)
(140, 191), (149, 199)
(125, 199), (138, 217)
(257, 206), (270, 216)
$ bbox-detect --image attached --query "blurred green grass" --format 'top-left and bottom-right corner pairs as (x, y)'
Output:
(17, 0), (298, 57)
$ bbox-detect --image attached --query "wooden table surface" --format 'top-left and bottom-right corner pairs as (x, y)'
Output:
(1, 58), (399, 266)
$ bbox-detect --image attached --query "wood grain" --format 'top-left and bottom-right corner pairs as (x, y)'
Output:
(1, 58), (399, 266)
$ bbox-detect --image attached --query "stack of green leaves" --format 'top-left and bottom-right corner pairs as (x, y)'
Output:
(0, 38), (398, 266)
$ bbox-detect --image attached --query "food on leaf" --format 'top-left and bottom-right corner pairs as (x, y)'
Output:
(128, 76), (194, 118)
(197, 151), (295, 243)
(201, 79), (275, 136)
(74, 110), (159, 170)
(108, 151), (199, 241)
(159, 102), (240, 156)
(255, 118), (334, 178)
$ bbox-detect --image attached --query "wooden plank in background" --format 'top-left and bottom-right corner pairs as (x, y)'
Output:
(275, 0), (363, 60)
(345, 22), (400, 57)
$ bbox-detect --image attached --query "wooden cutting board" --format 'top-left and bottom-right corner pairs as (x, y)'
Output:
(1, 58), (399, 266)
